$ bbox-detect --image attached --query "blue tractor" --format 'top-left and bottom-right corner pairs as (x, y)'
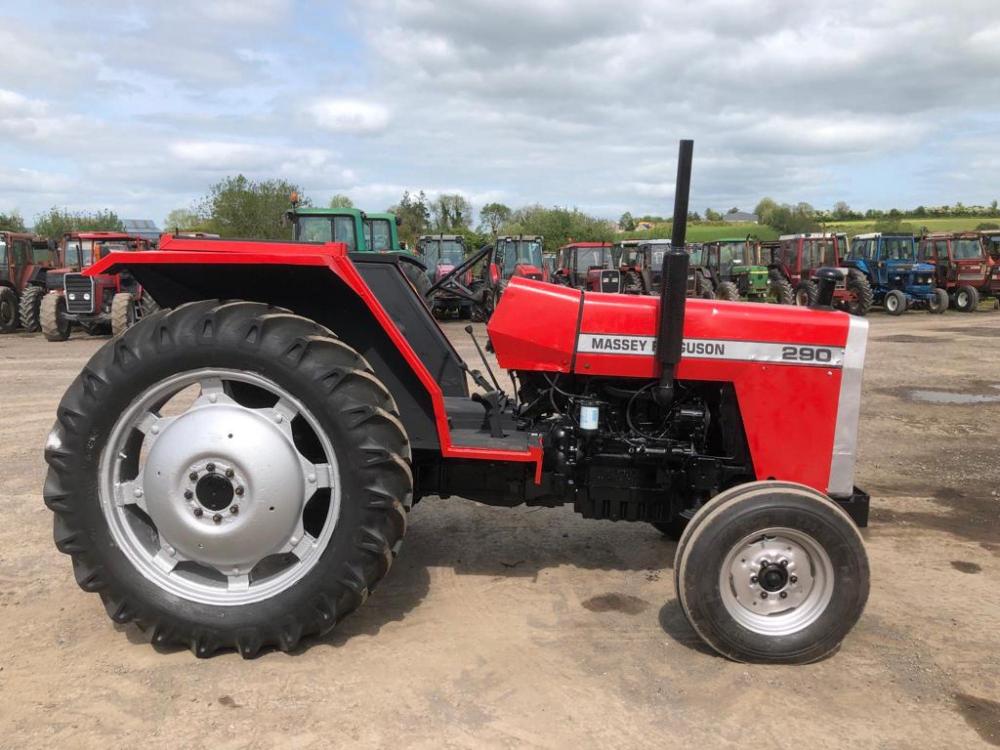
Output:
(844, 233), (948, 315)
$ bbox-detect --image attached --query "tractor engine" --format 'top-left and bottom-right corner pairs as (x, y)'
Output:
(513, 371), (747, 522)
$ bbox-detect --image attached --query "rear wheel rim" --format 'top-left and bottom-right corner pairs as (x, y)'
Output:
(98, 368), (341, 606)
(719, 527), (835, 636)
(886, 295), (898, 312)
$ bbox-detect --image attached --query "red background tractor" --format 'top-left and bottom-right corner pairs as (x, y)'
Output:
(0, 231), (60, 333)
(552, 242), (620, 292)
(770, 233), (872, 315)
(918, 232), (999, 311)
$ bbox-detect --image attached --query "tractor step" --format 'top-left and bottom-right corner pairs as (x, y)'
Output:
(444, 396), (531, 450)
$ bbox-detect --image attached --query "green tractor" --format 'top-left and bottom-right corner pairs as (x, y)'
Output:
(286, 200), (431, 299)
(702, 237), (793, 304)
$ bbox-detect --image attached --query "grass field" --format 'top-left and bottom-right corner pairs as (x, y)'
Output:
(621, 216), (998, 244)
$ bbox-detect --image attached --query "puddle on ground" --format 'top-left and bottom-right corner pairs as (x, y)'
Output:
(581, 593), (650, 615)
(874, 334), (947, 344)
(904, 385), (1000, 404)
(951, 560), (983, 574)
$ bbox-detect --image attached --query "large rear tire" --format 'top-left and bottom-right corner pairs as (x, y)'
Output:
(845, 271), (873, 316)
(18, 285), (44, 332)
(768, 276), (794, 305)
(953, 285), (978, 313)
(675, 481), (869, 664)
(0, 286), (17, 333)
(43, 301), (412, 657)
(401, 261), (432, 309)
(40, 292), (71, 341)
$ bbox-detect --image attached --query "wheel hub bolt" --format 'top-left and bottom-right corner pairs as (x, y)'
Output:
(235, 486), (244, 496)
(193, 507), (203, 517)
(189, 472), (198, 482)
(225, 468), (234, 478)
(760, 592), (768, 599)
(230, 505), (239, 514)
(750, 575), (758, 584)
(184, 489), (193, 500)
(790, 575), (798, 584)
(206, 462), (216, 473)
(780, 591), (788, 599)
(212, 513), (222, 524)
(779, 559), (788, 567)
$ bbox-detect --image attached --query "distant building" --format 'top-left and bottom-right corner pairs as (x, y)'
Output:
(635, 221), (655, 231)
(123, 219), (162, 243)
(723, 211), (758, 224)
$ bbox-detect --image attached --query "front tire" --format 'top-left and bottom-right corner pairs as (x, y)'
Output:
(0, 286), (17, 332)
(768, 276), (794, 305)
(845, 271), (873, 316)
(928, 288), (948, 314)
(715, 281), (740, 301)
(675, 481), (869, 664)
(110, 292), (138, 337)
(884, 289), (906, 316)
(19, 285), (44, 331)
(43, 301), (412, 657)
(794, 281), (818, 307)
(40, 292), (71, 340)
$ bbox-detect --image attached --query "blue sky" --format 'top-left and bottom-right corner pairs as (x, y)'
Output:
(1, 0), (999, 227)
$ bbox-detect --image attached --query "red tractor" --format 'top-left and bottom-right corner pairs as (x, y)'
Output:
(417, 234), (474, 319)
(770, 233), (872, 315)
(40, 231), (158, 341)
(473, 234), (545, 319)
(42, 142), (871, 665)
(552, 242), (620, 292)
(918, 232), (1000, 312)
(0, 231), (60, 333)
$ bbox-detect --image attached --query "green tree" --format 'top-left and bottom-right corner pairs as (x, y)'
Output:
(753, 197), (779, 226)
(389, 190), (431, 248)
(430, 193), (473, 232)
(478, 202), (512, 237)
(328, 194), (354, 209)
(704, 208), (723, 221)
(163, 207), (206, 232)
(504, 205), (614, 253)
(199, 175), (306, 239)
(0, 210), (26, 232)
(619, 211), (635, 231)
(33, 207), (124, 238)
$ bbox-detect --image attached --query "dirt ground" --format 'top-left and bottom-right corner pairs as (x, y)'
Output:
(1, 309), (999, 749)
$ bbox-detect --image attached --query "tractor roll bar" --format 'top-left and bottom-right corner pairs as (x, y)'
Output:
(654, 139), (693, 408)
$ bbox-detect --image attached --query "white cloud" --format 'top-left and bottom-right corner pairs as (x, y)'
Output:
(306, 99), (391, 135)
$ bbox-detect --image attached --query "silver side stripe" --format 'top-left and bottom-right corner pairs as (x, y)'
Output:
(576, 333), (846, 368)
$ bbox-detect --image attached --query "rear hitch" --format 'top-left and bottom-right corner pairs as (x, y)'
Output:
(654, 139), (693, 408)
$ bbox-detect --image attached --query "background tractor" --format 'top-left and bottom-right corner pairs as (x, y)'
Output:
(0, 231), (60, 333)
(701, 238), (793, 304)
(473, 234), (545, 319)
(771, 233), (873, 315)
(43, 140), (871, 665)
(417, 234), (473, 319)
(552, 242), (620, 292)
(617, 239), (714, 298)
(918, 232), (1000, 312)
(40, 232), (157, 341)
(287, 202), (431, 300)
(844, 233), (947, 315)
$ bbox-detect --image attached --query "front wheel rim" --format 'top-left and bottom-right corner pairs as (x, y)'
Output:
(719, 527), (835, 636)
(98, 368), (341, 606)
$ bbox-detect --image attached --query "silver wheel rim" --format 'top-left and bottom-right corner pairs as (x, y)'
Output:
(886, 295), (898, 312)
(958, 291), (968, 307)
(99, 368), (340, 606)
(719, 527), (834, 636)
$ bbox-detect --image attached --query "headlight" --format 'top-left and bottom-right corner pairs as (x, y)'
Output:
(83, 293), (91, 301)
(68, 293), (76, 300)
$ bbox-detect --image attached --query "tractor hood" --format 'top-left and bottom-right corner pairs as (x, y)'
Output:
(488, 277), (857, 379)
(513, 263), (543, 281)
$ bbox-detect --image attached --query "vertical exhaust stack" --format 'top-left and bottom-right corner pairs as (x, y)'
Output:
(653, 139), (694, 408)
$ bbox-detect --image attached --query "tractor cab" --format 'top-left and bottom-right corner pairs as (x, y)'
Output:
(616, 239), (669, 295)
(492, 235), (544, 283)
(918, 232), (996, 311)
(845, 233), (944, 315)
(553, 242), (619, 292)
(980, 230), (1000, 262)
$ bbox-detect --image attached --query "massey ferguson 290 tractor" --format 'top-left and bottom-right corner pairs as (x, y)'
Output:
(43, 142), (871, 664)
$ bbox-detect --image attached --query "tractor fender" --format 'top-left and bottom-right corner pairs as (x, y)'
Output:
(83, 237), (473, 454)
